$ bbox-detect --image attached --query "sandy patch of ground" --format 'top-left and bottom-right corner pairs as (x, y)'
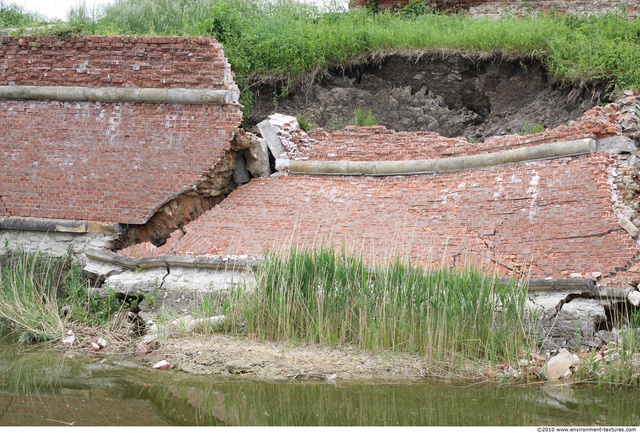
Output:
(135, 333), (433, 382)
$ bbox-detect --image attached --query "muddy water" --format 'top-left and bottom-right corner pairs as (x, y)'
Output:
(0, 343), (639, 426)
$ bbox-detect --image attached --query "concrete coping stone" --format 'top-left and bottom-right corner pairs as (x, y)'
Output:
(0, 85), (240, 105)
(289, 138), (597, 176)
(0, 217), (86, 233)
(135, 255), (260, 271)
(85, 249), (260, 271)
(525, 278), (596, 292)
(84, 248), (615, 294)
(85, 247), (137, 270)
(0, 217), (121, 234)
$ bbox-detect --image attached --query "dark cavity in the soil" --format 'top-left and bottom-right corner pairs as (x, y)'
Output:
(250, 53), (609, 141)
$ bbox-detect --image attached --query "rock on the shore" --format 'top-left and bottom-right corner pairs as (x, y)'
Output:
(153, 360), (170, 370)
(541, 348), (573, 381)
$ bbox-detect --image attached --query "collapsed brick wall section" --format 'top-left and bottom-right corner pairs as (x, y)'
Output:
(120, 94), (640, 281)
(121, 152), (639, 281)
(0, 36), (243, 237)
(350, 0), (640, 18)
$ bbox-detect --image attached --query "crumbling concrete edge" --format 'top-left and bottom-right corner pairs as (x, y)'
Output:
(84, 247), (260, 272)
(0, 216), (121, 234)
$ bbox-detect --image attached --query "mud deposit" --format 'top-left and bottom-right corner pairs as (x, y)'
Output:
(250, 52), (607, 141)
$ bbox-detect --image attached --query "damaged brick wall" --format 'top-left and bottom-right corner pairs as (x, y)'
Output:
(121, 94), (640, 285)
(0, 36), (243, 247)
(152, 153), (636, 280)
(351, 0), (640, 18)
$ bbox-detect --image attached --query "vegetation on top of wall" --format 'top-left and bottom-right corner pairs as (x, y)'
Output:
(4, 0), (640, 122)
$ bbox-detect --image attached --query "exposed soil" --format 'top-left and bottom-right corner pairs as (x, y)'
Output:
(59, 329), (443, 382)
(250, 52), (609, 141)
(142, 334), (435, 382)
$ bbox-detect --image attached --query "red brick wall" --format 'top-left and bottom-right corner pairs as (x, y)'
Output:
(0, 36), (242, 225)
(350, 0), (485, 12)
(0, 35), (233, 89)
(119, 93), (640, 281)
(304, 95), (632, 162)
(144, 152), (637, 280)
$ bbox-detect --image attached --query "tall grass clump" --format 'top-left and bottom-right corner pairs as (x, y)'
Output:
(0, 248), (121, 344)
(0, 249), (67, 343)
(0, 0), (45, 28)
(226, 247), (531, 368)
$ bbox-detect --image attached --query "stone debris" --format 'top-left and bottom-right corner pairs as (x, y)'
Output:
(265, 113), (316, 161)
(61, 330), (75, 346)
(152, 360), (171, 370)
(137, 342), (154, 355)
(541, 348), (573, 381)
(628, 289), (640, 307)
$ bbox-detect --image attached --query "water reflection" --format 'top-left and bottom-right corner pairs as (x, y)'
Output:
(0, 342), (639, 426)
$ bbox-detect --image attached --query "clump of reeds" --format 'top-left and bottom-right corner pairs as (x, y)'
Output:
(0, 248), (121, 344)
(0, 249), (68, 343)
(226, 246), (531, 368)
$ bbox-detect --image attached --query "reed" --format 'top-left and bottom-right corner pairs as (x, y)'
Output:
(0, 249), (120, 343)
(225, 246), (531, 369)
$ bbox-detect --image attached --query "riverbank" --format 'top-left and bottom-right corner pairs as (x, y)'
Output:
(52, 329), (497, 383)
(48, 325), (618, 385)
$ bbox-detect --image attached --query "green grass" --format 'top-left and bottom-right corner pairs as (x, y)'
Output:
(5, 0), (640, 122)
(353, 107), (377, 126)
(225, 246), (533, 370)
(0, 0), (45, 28)
(0, 249), (122, 344)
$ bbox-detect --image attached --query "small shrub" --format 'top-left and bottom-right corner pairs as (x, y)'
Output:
(519, 121), (545, 136)
(399, 0), (434, 19)
(296, 114), (312, 131)
(353, 107), (377, 127)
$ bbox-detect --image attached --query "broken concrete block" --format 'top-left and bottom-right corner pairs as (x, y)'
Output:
(275, 157), (290, 173)
(257, 119), (288, 160)
(618, 216), (639, 238)
(232, 152), (251, 185)
(167, 315), (195, 333)
(189, 315), (227, 333)
(243, 137), (271, 178)
(628, 289), (640, 307)
(541, 348), (573, 381)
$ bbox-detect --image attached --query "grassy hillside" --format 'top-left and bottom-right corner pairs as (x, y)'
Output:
(4, 0), (640, 119)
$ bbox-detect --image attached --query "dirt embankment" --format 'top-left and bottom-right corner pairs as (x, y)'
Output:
(250, 52), (607, 141)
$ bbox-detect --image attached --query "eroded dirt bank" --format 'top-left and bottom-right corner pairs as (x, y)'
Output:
(250, 52), (608, 141)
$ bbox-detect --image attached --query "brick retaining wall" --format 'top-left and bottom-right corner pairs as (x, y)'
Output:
(126, 152), (637, 280)
(121, 94), (640, 282)
(0, 36), (242, 226)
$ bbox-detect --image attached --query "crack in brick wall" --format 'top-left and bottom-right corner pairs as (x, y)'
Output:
(0, 195), (9, 217)
(119, 94), (640, 287)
